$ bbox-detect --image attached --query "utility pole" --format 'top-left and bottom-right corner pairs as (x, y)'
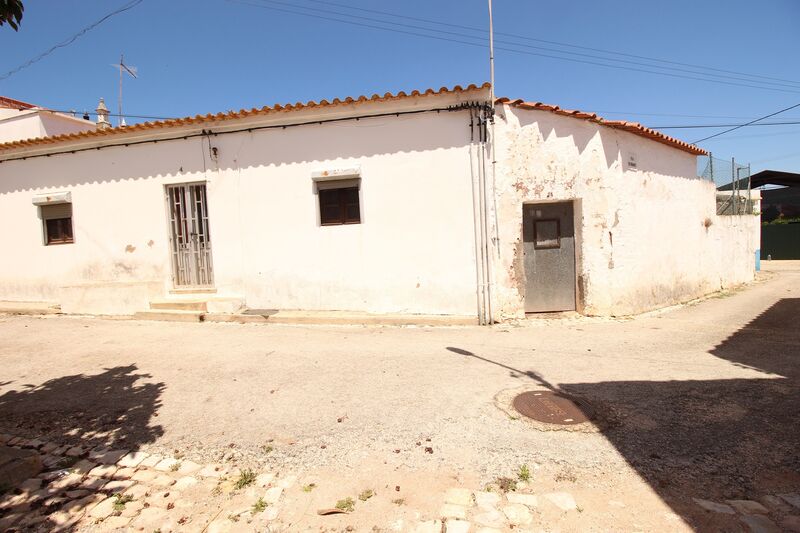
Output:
(488, 0), (495, 102)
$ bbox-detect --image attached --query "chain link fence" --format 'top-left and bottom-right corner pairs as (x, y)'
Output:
(697, 154), (756, 215)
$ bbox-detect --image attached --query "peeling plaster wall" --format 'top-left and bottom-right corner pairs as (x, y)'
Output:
(492, 105), (758, 318)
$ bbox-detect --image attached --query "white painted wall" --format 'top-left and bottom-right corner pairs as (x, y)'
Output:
(0, 109), (94, 143)
(0, 89), (760, 319)
(491, 104), (760, 317)
(0, 93), (481, 316)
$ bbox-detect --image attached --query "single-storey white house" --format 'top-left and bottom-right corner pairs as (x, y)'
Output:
(0, 83), (759, 323)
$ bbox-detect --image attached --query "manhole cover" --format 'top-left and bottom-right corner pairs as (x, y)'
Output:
(512, 390), (593, 425)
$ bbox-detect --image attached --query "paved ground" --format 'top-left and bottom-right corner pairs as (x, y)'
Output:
(0, 261), (799, 531)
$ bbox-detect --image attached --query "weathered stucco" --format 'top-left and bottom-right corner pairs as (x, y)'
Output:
(0, 90), (759, 320)
(0, 91), (483, 316)
(491, 104), (759, 317)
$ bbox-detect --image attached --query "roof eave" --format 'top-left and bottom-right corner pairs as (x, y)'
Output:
(0, 83), (492, 159)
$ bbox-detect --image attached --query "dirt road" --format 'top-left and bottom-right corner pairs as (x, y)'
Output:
(1, 262), (798, 531)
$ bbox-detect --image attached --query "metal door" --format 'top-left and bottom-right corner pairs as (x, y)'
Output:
(522, 201), (576, 312)
(166, 183), (214, 287)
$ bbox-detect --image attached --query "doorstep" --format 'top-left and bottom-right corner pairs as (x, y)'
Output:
(0, 301), (61, 315)
(214, 309), (477, 326)
(133, 309), (476, 326)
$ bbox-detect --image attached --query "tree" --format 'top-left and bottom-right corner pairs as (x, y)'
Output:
(0, 0), (24, 31)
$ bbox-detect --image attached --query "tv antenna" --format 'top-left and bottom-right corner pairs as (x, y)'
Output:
(111, 54), (137, 126)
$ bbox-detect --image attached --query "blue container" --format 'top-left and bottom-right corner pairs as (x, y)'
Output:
(755, 249), (761, 271)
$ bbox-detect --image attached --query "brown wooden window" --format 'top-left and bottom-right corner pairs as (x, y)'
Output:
(319, 186), (361, 225)
(41, 203), (74, 245)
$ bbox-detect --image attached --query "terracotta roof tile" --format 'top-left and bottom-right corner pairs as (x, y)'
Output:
(497, 97), (705, 156)
(0, 85), (704, 157)
(0, 83), (491, 152)
(0, 96), (38, 110)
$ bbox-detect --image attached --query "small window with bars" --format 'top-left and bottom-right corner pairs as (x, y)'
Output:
(317, 179), (361, 226)
(41, 203), (74, 245)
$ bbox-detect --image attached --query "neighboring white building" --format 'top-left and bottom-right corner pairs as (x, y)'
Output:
(0, 84), (759, 322)
(0, 96), (96, 144)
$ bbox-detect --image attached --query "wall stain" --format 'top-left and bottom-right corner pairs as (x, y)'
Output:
(510, 237), (526, 296)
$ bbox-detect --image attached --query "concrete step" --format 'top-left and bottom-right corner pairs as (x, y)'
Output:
(149, 300), (208, 312)
(0, 301), (61, 315)
(133, 310), (204, 323)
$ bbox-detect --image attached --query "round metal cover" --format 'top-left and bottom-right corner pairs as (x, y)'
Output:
(512, 390), (593, 425)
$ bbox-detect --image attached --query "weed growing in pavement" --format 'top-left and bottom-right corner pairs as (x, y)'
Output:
(234, 469), (257, 490)
(391, 498), (405, 505)
(302, 483), (317, 492)
(112, 493), (133, 512)
(518, 464), (531, 482)
(495, 476), (517, 493)
(170, 461), (181, 472)
(554, 468), (578, 483)
(335, 497), (355, 512)
(262, 445), (274, 454)
(252, 497), (267, 514)
(358, 489), (374, 501)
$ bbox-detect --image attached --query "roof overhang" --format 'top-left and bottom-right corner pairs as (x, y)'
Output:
(0, 84), (491, 161)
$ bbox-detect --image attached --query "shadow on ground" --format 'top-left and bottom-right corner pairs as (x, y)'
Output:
(0, 365), (165, 452)
(449, 298), (800, 530)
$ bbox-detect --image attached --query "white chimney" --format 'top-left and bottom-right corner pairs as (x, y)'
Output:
(96, 98), (111, 130)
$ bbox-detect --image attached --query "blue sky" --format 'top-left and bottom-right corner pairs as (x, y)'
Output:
(1, 0), (799, 173)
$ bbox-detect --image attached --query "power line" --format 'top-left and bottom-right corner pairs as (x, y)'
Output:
(0, 0), (144, 81)
(280, 0), (800, 91)
(692, 102), (800, 143)
(303, 0), (800, 89)
(26, 109), (800, 131)
(653, 121), (800, 129)
(230, 0), (800, 95)
(594, 111), (800, 120)
(1, 104), (175, 121)
(686, 129), (800, 142)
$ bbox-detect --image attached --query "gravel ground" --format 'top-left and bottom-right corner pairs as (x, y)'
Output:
(1, 261), (798, 531)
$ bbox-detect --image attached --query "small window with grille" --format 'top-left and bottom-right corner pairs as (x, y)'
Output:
(317, 179), (361, 226)
(41, 203), (74, 245)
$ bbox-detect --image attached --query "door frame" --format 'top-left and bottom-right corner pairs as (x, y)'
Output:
(164, 181), (215, 289)
(521, 199), (580, 313)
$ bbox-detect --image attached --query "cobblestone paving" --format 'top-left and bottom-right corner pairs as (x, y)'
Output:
(2, 432), (800, 532)
(0, 435), (800, 533)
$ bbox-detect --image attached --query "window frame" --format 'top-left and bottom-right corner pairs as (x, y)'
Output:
(314, 177), (362, 227)
(533, 218), (561, 250)
(40, 203), (75, 246)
